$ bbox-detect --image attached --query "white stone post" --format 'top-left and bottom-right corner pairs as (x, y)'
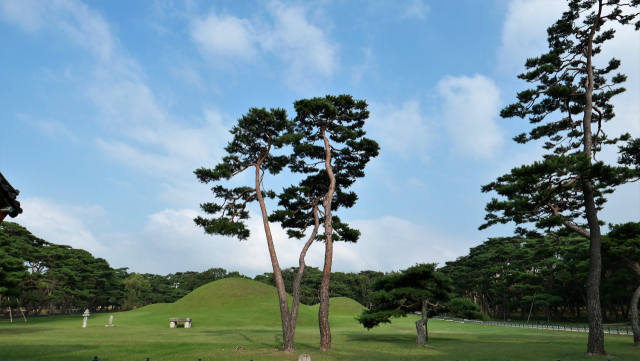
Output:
(105, 315), (114, 327)
(170, 321), (176, 328)
(82, 309), (90, 328)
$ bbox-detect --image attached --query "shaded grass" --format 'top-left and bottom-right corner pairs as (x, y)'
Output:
(1, 278), (637, 361)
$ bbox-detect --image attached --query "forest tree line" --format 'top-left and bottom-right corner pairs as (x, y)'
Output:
(2, 220), (638, 323)
(0, 221), (384, 316)
(442, 222), (640, 323)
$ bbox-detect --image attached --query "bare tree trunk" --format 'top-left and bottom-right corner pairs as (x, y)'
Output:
(16, 299), (26, 322)
(415, 300), (428, 346)
(617, 256), (640, 347)
(254, 163), (295, 352)
(631, 283), (640, 347)
(581, 1), (606, 356)
(290, 204), (320, 332)
(319, 129), (337, 351)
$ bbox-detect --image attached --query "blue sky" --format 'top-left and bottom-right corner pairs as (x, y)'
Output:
(1, 0), (638, 276)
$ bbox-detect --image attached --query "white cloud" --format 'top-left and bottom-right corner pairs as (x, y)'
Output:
(261, 1), (339, 88)
(336, 216), (469, 272)
(369, 99), (431, 161)
(190, 1), (339, 90)
(497, 0), (567, 75)
(351, 47), (376, 84)
(2, 0), (232, 198)
(95, 108), (230, 178)
(406, 177), (424, 190)
(437, 74), (504, 159)
(16, 197), (109, 256)
(190, 12), (258, 62)
(13, 197), (471, 276)
(16, 114), (80, 144)
(399, 0), (429, 21)
(169, 65), (204, 88)
(0, 0), (45, 31)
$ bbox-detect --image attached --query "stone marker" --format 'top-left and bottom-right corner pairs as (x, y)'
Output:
(105, 315), (114, 327)
(298, 354), (311, 361)
(82, 309), (90, 328)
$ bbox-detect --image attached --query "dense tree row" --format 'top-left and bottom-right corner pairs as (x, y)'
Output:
(0, 222), (125, 315)
(441, 223), (640, 330)
(254, 267), (383, 307)
(0, 222), (250, 316)
(1, 221), (385, 318)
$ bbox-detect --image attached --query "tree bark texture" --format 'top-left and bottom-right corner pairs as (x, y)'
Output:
(617, 256), (640, 346)
(255, 163), (295, 352)
(415, 300), (428, 346)
(581, 2), (606, 356)
(290, 205), (320, 332)
(631, 284), (640, 347)
(319, 129), (336, 351)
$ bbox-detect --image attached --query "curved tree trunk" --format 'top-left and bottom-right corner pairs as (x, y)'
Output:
(255, 163), (295, 352)
(290, 204), (320, 332)
(319, 129), (337, 351)
(415, 300), (428, 346)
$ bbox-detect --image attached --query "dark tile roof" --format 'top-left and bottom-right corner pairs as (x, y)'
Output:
(0, 171), (23, 218)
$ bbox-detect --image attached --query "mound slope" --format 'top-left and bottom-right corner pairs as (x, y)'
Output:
(124, 278), (364, 328)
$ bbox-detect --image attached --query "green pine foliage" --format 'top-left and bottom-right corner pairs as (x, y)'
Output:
(356, 263), (485, 331)
(481, 0), (639, 236)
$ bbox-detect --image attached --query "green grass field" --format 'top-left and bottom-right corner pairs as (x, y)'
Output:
(1, 278), (637, 361)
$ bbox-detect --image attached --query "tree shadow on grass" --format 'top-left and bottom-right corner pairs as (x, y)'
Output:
(199, 328), (274, 341)
(345, 333), (415, 344)
(0, 344), (93, 360)
(0, 327), (54, 334)
(345, 333), (458, 344)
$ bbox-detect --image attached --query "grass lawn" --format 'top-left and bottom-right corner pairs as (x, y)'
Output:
(1, 279), (637, 361)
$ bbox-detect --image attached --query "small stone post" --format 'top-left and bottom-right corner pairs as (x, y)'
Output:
(105, 315), (114, 327)
(298, 354), (311, 361)
(82, 309), (90, 328)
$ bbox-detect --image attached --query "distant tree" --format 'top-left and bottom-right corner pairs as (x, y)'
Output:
(290, 94), (379, 350)
(357, 263), (485, 346)
(480, 0), (639, 355)
(193, 107), (300, 352)
(123, 273), (150, 309)
(604, 222), (640, 346)
(0, 224), (28, 318)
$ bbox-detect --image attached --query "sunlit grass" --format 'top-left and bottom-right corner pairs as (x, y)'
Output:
(1, 278), (637, 361)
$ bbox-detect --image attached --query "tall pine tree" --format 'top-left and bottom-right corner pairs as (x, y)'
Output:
(290, 94), (379, 350)
(194, 107), (300, 351)
(480, 0), (639, 355)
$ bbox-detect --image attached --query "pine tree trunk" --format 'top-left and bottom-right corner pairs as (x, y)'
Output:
(290, 205), (320, 332)
(415, 300), (428, 346)
(617, 256), (640, 347)
(319, 129), (337, 351)
(582, 2), (606, 355)
(630, 283), (640, 347)
(254, 163), (295, 352)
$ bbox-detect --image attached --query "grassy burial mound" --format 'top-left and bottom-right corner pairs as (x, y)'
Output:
(123, 278), (366, 328)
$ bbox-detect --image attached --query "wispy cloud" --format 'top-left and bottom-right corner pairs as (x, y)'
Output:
(369, 99), (431, 162)
(437, 74), (503, 159)
(399, 0), (429, 21)
(190, 1), (339, 91)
